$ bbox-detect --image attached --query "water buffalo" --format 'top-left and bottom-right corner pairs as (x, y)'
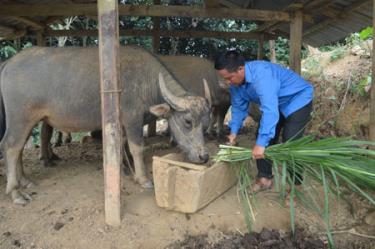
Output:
(39, 55), (231, 167)
(0, 46), (211, 204)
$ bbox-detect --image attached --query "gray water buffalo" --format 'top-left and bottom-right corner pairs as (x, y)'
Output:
(0, 46), (211, 204)
(39, 55), (231, 167)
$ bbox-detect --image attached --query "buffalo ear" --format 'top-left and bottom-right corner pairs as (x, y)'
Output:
(149, 103), (171, 118)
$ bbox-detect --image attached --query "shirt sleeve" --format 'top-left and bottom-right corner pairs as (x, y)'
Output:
(253, 65), (280, 147)
(229, 87), (249, 135)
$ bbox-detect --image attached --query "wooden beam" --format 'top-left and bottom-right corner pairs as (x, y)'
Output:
(371, 0), (375, 142)
(98, 0), (122, 227)
(304, 0), (371, 37)
(205, 0), (221, 8)
(256, 3), (314, 32)
(0, 24), (15, 34)
(44, 28), (276, 40)
(0, 29), (26, 41)
(0, 4), (291, 21)
(9, 17), (45, 30)
(152, 0), (161, 54)
(289, 10), (303, 74)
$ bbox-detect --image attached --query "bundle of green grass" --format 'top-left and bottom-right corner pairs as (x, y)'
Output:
(214, 135), (375, 247)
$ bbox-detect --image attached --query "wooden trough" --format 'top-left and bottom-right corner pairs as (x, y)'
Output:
(153, 153), (237, 213)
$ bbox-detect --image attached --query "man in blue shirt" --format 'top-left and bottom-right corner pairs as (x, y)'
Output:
(215, 50), (313, 192)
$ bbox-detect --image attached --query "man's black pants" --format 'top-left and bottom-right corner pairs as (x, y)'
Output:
(256, 102), (312, 185)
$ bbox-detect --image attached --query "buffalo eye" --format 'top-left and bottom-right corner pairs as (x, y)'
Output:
(184, 118), (192, 128)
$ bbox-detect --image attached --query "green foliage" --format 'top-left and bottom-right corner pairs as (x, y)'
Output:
(329, 46), (346, 62)
(302, 56), (323, 79)
(0, 41), (18, 60)
(215, 136), (375, 248)
(351, 75), (372, 96)
(359, 27), (373, 41)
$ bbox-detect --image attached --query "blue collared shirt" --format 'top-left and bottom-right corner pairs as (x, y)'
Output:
(230, 61), (313, 147)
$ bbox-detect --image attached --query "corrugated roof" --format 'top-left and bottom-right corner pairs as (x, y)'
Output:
(0, 0), (373, 46)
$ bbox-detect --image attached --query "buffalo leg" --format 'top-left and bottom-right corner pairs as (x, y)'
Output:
(40, 122), (60, 167)
(2, 122), (36, 204)
(147, 120), (157, 137)
(124, 117), (153, 188)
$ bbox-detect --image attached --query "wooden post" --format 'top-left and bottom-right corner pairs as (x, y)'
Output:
(257, 33), (264, 60)
(289, 10), (303, 74)
(152, 0), (161, 53)
(36, 31), (46, 46)
(147, 0), (160, 138)
(269, 40), (276, 63)
(371, 0), (375, 142)
(36, 33), (43, 46)
(98, 0), (122, 226)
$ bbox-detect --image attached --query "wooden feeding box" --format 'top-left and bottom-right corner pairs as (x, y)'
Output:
(152, 153), (237, 213)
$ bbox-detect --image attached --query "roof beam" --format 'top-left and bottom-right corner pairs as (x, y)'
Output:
(256, 3), (303, 32)
(256, 0), (333, 33)
(205, 0), (221, 8)
(0, 29), (26, 41)
(256, 3), (314, 32)
(0, 4), (290, 21)
(0, 24), (15, 34)
(44, 28), (277, 40)
(303, 0), (371, 37)
(8, 17), (45, 30)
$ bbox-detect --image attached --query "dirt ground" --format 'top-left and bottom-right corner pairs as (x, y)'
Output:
(0, 133), (374, 249)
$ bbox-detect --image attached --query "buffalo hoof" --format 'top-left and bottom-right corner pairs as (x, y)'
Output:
(20, 177), (36, 189)
(12, 190), (32, 205)
(141, 180), (154, 189)
(50, 153), (61, 161)
(42, 159), (57, 167)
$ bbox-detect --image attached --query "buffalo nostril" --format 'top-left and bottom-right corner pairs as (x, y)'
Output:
(199, 154), (209, 163)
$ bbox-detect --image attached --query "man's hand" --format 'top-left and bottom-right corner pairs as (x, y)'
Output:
(226, 133), (237, 146)
(252, 145), (265, 159)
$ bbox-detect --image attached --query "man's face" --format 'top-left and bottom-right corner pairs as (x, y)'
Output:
(217, 66), (245, 86)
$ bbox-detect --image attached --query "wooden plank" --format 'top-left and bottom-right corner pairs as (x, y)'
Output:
(256, 3), (312, 32)
(205, 0), (221, 8)
(0, 29), (26, 41)
(0, 24), (15, 34)
(303, 0), (371, 37)
(44, 28), (276, 40)
(10, 17), (45, 30)
(289, 10), (303, 74)
(0, 4), (291, 21)
(154, 157), (206, 171)
(371, 0), (375, 142)
(98, 0), (122, 227)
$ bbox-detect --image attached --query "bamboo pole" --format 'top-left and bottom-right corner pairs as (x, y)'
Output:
(98, 0), (122, 226)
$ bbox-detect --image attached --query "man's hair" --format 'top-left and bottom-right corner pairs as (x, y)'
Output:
(214, 50), (245, 72)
